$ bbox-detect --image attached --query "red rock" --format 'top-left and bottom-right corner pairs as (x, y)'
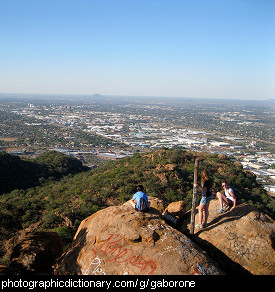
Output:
(182, 199), (275, 275)
(54, 200), (223, 275)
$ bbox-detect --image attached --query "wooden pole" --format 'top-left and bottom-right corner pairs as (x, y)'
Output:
(190, 158), (199, 235)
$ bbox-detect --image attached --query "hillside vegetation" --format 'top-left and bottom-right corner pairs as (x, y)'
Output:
(0, 151), (89, 195)
(1, 149), (274, 257)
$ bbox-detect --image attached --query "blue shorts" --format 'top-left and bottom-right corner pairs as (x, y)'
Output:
(200, 195), (213, 205)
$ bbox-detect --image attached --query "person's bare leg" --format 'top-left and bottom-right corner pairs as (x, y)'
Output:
(130, 200), (136, 209)
(204, 204), (209, 225)
(199, 205), (203, 225)
(216, 192), (226, 209)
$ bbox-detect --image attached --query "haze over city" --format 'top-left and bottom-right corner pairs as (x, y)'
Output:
(0, 0), (274, 100)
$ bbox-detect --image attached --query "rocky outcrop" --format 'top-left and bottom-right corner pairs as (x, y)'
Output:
(154, 164), (179, 184)
(6, 196), (274, 275)
(54, 200), (223, 275)
(162, 201), (186, 225)
(181, 199), (275, 275)
(148, 196), (165, 214)
(9, 232), (63, 274)
(3, 221), (42, 263)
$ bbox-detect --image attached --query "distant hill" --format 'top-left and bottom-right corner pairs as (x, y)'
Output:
(0, 149), (274, 258)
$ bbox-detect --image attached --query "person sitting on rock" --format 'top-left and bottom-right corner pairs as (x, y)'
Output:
(216, 181), (237, 213)
(130, 185), (150, 212)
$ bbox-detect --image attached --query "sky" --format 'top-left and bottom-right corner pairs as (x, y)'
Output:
(0, 0), (274, 100)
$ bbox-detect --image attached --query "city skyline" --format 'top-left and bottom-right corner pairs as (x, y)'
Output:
(0, 0), (274, 100)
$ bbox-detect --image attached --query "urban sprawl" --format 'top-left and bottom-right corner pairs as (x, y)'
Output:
(0, 96), (274, 196)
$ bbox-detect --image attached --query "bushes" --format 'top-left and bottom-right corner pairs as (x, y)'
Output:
(41, 212), (61, 229)
(0, 151), (89, 195)
(53, 226), (75, 249)
(0, 208), (22, 240)
(34, 151), (89, 177)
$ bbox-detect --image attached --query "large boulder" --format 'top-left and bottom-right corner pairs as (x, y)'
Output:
(54, 200), (223, 275)
(9, 232), (63, 274)
(162, 201), (186, 225)
(182, 199), (275, 275)
(148, 196), (165, 214)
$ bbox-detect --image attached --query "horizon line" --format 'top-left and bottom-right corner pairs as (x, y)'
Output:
(0, 92), (274, 102)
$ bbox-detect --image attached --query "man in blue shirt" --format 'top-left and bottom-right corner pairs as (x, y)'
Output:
(130, 185), (150, 211)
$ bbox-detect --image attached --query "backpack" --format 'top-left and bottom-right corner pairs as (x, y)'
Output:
(138, 197), (148, 212)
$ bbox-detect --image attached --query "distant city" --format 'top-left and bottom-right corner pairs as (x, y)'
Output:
(0, 94), (274, 196)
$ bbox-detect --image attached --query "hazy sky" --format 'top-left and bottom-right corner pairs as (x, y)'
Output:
(0, 0), (274, 100)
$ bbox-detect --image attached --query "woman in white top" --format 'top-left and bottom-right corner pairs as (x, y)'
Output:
(216, 182), (237, 213)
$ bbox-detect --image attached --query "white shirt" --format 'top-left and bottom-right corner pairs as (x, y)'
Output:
(225, 187), (234, 201)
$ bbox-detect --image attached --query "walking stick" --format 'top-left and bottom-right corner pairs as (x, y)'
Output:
(190, 157), (199, 235)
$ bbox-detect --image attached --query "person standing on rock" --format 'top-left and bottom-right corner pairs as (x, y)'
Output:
(216, 182), (237, 213)
(130, 185), (150, 212)
(194, 170), (213, 229)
